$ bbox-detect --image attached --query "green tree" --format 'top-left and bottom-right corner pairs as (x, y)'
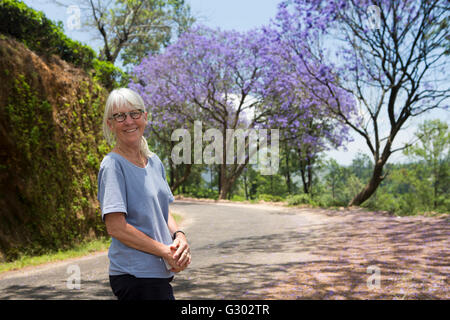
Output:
(349, 153), (373, 182)
(404, 119), (450, 209)
(53, 0), (194, 66)
(279, 142), (298, 194)
(324, 158), (346, 202)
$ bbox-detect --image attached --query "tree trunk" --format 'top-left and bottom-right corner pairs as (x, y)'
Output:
(300, 166), (309, 194)
(307, 157), (312, 196)
(219, 179), (233, 200)
(217, 165), (221, 196)
(219, 163), (248, 200)
(284, 147), (292, 193)
(349, 160), (385, 206)
(243, 170), (248, 200)
(433, 161), (438, 209)
(170, 164), (192, 193)
(218, 164), (226, 199)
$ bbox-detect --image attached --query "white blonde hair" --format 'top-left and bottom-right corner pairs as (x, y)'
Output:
(103, 88), (153, 158)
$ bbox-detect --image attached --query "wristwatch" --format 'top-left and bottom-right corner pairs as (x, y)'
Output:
(173, 230), (186, 240)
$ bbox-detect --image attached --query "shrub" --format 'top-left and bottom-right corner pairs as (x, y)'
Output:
(437, 195), (450, 213)
(230, 195), (246, 202)
(286, 194), (312, 206)
(92, 59), (129, 89)
(0, 0), (95, 70)
(257, 193), (284, 202)
(315, 194), (346, 207)
(363, 192), (422, 216)
(0, 1), (127, 89)
(364, 193), (400, 213)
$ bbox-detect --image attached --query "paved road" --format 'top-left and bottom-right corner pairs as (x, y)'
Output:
(0, 200), (327, 299)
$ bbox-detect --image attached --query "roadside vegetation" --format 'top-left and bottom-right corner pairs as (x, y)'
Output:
(168, 119), (449, 218)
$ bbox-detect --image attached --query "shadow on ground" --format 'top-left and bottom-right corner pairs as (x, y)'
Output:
(1, 208), (447, 300)
(174, 210), (449, 300)
(0, 279), (114, 300)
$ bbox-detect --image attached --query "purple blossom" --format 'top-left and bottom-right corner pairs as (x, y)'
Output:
(131, 14), (358, 166)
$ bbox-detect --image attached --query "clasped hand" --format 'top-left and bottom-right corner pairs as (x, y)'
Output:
(165, 236), (191, 272)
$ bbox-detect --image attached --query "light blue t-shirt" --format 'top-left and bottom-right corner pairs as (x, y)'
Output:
(97, 152), (175, 278)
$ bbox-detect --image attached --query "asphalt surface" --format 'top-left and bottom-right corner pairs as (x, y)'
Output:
(0, 200), (325, 300)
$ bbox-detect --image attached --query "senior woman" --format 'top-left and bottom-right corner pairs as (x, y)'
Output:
(97, 88), (191, 300)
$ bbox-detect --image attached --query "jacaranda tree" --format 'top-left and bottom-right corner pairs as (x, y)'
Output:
(132, 24), (358, 199)
(258, 24), (356, 194)
(274, 0), (450, 206)
(131, 26), (274, 199)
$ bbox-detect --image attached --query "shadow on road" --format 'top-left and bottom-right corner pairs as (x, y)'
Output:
(230, 211), (448, 300)
(1, 208), (447, 300)
(174, 211), (449, 300)
(0, 279), (114, 300)
(173, 262), (299, 300)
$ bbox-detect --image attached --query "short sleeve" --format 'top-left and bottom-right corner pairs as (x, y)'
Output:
(159, 159), (175, 204)
(97, 163), (128, 220)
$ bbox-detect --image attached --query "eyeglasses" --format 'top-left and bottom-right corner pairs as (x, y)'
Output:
(109, 109), (144, 122)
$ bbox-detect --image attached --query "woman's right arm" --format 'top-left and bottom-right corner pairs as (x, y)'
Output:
(104, 212), (180, 270)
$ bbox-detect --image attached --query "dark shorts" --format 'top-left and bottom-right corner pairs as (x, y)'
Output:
(109, 274), (175, 300)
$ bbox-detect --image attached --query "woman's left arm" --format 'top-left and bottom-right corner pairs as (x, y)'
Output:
(168, 211), (191, 269)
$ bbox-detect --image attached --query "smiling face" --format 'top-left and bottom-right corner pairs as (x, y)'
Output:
(107, 103), (148, 148)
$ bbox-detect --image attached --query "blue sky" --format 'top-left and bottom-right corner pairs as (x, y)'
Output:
(188, 0), (279, 31)
(22, 0), (280, 42)
(21, 0), (449, 165)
